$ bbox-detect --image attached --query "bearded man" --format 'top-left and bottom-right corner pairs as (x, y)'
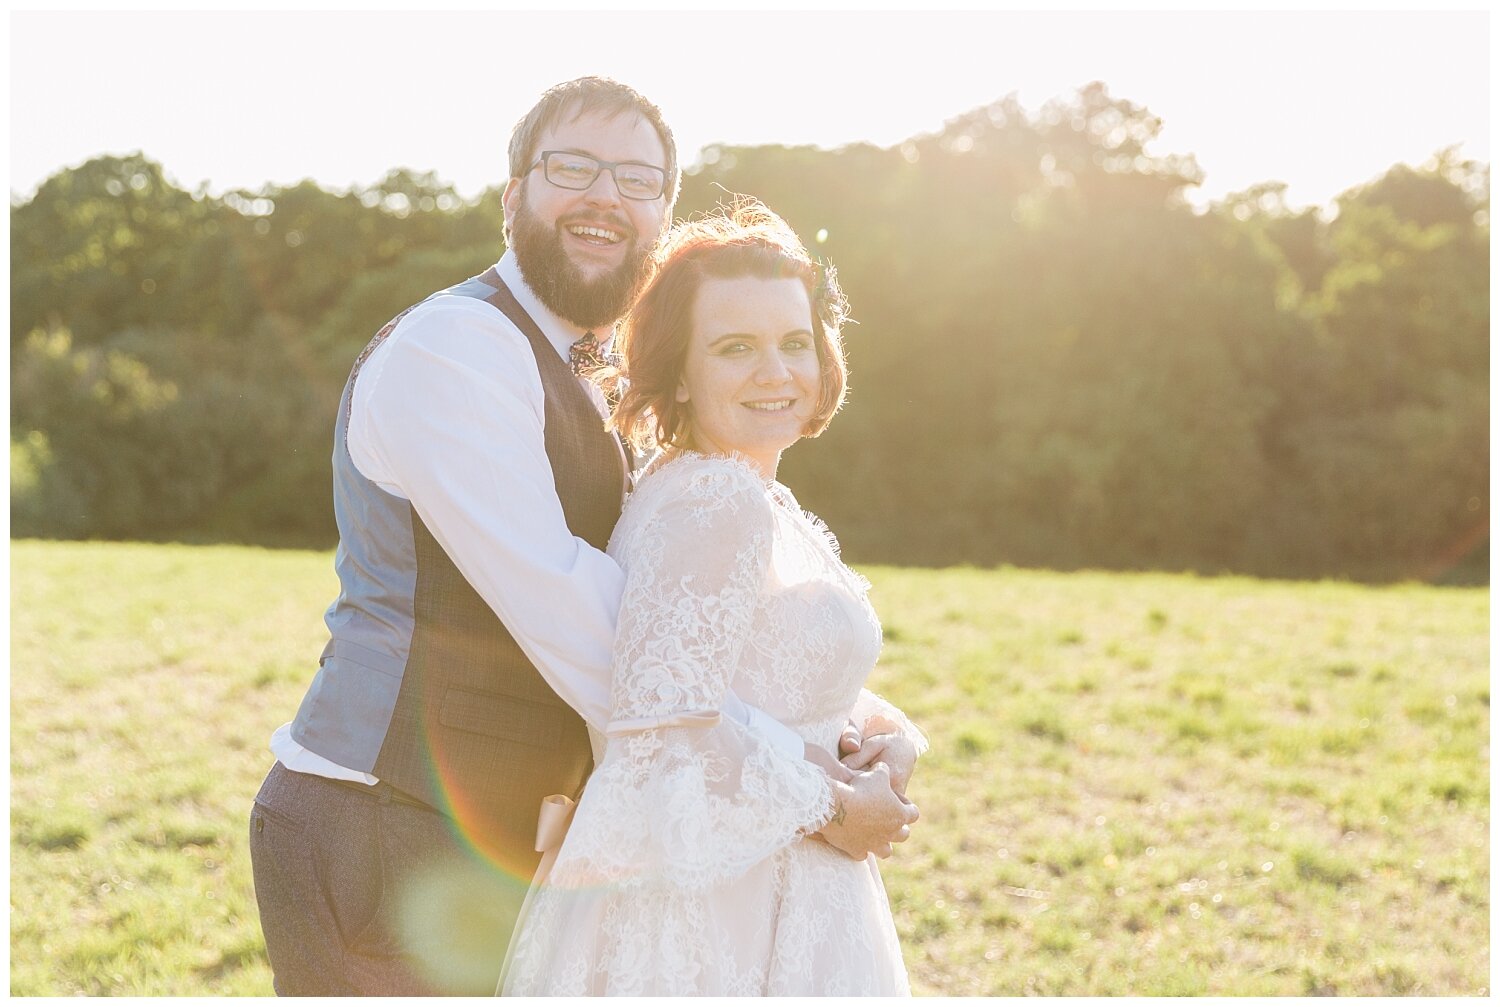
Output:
(247, 77), (914, 996)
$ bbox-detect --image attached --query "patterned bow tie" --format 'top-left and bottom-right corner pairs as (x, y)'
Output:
(570, 331), (607, 377)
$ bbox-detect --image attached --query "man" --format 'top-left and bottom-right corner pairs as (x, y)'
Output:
(248, 77), (918, 996)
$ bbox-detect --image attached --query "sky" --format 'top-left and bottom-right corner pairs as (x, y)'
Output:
(7, 10), (1491, 212)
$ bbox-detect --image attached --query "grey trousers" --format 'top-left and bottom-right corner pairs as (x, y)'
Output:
(249, 762), (531, 996)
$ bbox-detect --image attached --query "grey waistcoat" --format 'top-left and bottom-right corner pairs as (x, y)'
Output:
(290, 268), (623, 870)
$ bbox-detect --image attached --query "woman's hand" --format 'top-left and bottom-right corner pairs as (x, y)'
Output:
(804, 740), (854, 784)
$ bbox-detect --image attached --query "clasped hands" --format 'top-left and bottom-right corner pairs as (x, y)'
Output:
(804, 720), (919, 861)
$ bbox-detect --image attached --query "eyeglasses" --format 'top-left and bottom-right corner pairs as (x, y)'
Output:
(529, 150), (667, 201)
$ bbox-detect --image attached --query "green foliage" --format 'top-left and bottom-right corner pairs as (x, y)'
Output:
(8, 85), (1489, 581)
(12, 323), (333, 541)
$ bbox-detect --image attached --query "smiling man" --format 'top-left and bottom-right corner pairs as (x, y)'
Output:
(245, 78), (693, 996)
(246, 77), (916, 996)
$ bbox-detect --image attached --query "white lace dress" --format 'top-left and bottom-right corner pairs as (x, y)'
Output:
(502, 452), (925, 996)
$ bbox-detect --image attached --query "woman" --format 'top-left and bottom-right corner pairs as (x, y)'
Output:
(502, 199), (926, 996)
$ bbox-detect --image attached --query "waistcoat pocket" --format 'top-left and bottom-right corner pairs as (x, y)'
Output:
(438, 686), (567, 749)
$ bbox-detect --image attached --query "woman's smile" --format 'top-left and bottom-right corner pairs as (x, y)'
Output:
(675, 275), (822, 479)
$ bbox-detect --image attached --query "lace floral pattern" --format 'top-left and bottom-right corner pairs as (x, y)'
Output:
(503, 453), (917, 995)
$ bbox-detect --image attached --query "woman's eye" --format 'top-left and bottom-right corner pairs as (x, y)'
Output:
(783, 338), (811, 352)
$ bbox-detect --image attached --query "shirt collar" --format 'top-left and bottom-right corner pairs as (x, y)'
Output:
(496, 249), (615, 363)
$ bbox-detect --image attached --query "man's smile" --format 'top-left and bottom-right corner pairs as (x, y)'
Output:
(566, 224), (624, 245)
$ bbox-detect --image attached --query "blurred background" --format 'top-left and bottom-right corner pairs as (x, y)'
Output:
(9, 10), (1489, 583)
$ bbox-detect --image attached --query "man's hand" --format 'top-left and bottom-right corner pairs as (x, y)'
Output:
(817, 764), (919, 861)
(841, 732), (918, 797)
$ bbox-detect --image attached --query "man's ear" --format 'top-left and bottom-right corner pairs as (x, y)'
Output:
(501, 178), (522, 227)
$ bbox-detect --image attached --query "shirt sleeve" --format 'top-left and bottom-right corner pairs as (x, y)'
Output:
(346, 296), (806, 756)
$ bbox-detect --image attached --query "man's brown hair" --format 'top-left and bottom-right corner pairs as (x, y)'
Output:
(507, 76), (680, 208)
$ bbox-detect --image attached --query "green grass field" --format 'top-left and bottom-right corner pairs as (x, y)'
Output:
(10, 540), (1489, 995)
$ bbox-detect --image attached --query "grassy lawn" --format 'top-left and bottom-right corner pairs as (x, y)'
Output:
(10, 540), (1489, 995)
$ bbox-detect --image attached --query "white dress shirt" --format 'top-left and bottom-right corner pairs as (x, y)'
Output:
(272, 252), (803, 783)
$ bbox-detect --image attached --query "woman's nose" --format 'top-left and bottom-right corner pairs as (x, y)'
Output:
(755, 351), (792, 384)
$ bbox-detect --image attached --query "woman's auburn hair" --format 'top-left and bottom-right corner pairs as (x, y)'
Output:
(609, 197), (851, 455)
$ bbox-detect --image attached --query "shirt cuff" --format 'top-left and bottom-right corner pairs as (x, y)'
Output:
(745, 705), (807, 760)
(720, 689), (805, 760)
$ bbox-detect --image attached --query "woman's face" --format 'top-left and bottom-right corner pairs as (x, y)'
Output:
(675, 274), (822, 479)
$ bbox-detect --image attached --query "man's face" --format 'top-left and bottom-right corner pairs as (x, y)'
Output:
(502, 108), (671, 330)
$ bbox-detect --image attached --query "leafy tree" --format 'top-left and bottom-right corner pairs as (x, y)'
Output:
(9, 93), (1488, 581)
(11, 154), (218, 347)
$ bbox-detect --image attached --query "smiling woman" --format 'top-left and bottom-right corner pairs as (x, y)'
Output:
(674, 274), (823, 477)
(501, 196), (924, 996)
(609, 197), (850, 478)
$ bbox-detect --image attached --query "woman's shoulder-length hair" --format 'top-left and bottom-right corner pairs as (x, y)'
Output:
(610, 196), (851, 455)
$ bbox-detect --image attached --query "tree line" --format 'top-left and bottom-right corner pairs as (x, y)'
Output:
(11, 83), (1489, 582)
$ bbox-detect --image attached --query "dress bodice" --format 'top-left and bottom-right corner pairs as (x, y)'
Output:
(504, 452), (916, 996)
(607, 453), (882, 752)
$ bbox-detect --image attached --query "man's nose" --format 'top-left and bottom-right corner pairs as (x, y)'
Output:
(583, 168), (623, 207)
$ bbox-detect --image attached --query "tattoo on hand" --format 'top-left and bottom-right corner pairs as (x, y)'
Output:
(829, 794), (847, 828)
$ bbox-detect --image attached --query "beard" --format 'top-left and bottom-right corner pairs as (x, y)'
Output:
(510, 189), (656, 330)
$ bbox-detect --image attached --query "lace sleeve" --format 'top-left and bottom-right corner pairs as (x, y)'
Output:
(851, 689), (929, 756)
(548, 457), (834, 891)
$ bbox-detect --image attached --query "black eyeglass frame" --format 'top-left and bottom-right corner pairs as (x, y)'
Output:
(528, 150), (668, 201)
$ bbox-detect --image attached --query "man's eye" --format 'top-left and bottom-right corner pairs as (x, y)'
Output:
(552, 158), (595, 179)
